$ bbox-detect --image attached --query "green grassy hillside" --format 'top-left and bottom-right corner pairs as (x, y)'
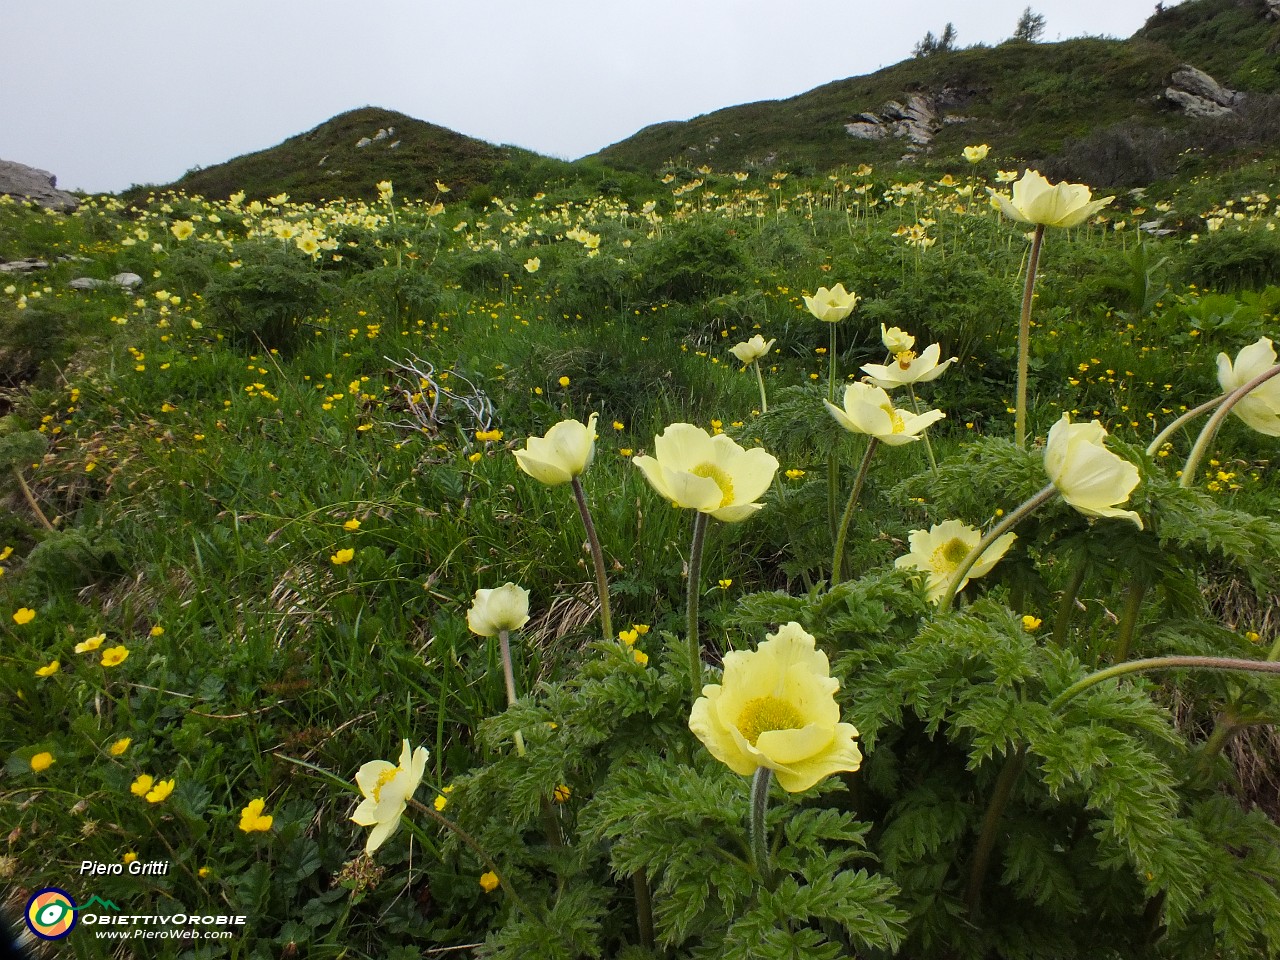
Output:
(153, 106), (581, 205)
(590, 0), (1280, 185)
(133, 1), (1280, 205)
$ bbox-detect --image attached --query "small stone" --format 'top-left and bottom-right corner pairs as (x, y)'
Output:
(68, 277), (106, 290)
(0, 259), (48, 274)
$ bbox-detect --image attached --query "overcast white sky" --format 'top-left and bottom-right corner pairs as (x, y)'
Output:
(3, 1), (1164, 194)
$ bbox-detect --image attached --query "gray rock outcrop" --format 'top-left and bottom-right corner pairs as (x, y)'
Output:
(0, 160), (79, 212)
(844, 88), (974, 153)
(1164, 65), (1243, 119)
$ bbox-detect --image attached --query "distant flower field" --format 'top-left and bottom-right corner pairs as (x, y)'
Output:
(2, 153), (1279, 959)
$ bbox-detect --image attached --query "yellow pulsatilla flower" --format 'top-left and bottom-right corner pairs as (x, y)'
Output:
(1043, 415), (1142, 527)
(895, 520), (1017, 604)
(825, 383), (945, 445)
(860, 343), (957, 389)
(990, 169), (1113, 229)
(632, 423), (778, 523)
(524, 257), (541, 273)
(728, 334), (776, 366)
(802, 284), (859, 322)
(170, 220), (195, 241)
(1217, 337), (1280, 436)
(466, 583), (530, 636)
(514, 413), (597, 486)
(376, 180), (393, 202)
(963, 144), (990, 163)
(238, 798), (274, 833)
(689, 622), (861, 793)
(351, 739), (429, 854)
(880, 325), (915, 354)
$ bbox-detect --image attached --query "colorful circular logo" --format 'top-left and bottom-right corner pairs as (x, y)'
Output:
(25, 887), (78, 940)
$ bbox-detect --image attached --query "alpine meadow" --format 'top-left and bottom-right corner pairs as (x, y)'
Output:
(4, 1), (1280, 957)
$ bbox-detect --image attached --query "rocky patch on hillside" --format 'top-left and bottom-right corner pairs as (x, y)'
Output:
(843, 88), (976, 155)
(0, 159), (79, 212)
(1163, 64), (1244, 118)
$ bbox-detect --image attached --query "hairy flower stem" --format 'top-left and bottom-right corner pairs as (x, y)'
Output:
(408, 798), (534, 918)
(1198, 709), (1241, 768)
(826, 322), (842, 540)
(1015, 224), (1046, 450)
(965, 746), (1027, 915)
(13, 467), (54, 532)
(832, 438), (879, 582)
(1051, 561), (1089, 646)
(828, 321), (839, 403)
(570, 477), (612, 643)
(687, 511), (711, 699)
(1181, 362), (1280, 486)
(907, 386), (938, 472)
(632, 869), (655, 950)
(1111, 580), (1148, 662)
(749, 767), (775, 888)
(498, 630), (526, 757)
(1145, 393), (1227, 456)
(752, 360), (769, 414)
(940, 484), (1057, 610)
(827, 458), (840, 541)
(1049, 656), (1280, 712)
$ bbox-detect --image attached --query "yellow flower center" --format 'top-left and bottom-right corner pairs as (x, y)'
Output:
(691, 462), (735, 507)
(931, 537), (971, 572)
(737, 695), (806, 745)
(895, 350), (916, 369)
(372, 767), (399, 802)
(880, 404), (906, 434)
